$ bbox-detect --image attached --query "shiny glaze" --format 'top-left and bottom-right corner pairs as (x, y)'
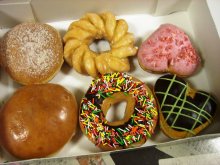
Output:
(0, 84), (77, 159)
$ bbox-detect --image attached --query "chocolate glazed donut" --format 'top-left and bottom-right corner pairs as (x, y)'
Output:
(154, 74), (217, 139)
(79, 72), (158, 150)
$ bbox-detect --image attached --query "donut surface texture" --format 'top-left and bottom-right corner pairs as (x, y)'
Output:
(63, 12), (137, 77)
(0, 84), (78, 159)
(154, 74), (217, 139)
(137, 24), (201, 77)
(79, 72), (158, 150)
(1, 23), (63, 85)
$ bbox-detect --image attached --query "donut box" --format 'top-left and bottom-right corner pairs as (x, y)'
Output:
(0, 0), (219, 163)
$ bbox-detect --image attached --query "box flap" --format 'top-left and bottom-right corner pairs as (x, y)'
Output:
(30, 0), (156, 23)
(207, 0), (220, 37)
(0, 0), (35, 29)
(188, 0), (220, 133)
(154, 0), (192, 15)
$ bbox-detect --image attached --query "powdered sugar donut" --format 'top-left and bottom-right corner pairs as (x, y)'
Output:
(137, 24), (201, 77)
(1, 23), (63, 85)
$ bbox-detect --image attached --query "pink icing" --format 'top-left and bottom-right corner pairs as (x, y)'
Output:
(138, 24), (201, 76)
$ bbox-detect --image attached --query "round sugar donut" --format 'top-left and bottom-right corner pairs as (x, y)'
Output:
(79, 72), (158, 150)
(1, 22), (63, 85)
(63, 12), (137, 77)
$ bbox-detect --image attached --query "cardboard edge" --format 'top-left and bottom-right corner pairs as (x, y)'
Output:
(2, 133), (220, 164)
(0, 0), (36, 28)
(29, 0), (157, 23)
(154, 0), (192, 16)
(206, 0), (220, 37)
(187, 0), (220, 135)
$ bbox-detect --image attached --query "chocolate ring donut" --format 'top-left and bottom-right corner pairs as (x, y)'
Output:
(79, 72), (158, 150)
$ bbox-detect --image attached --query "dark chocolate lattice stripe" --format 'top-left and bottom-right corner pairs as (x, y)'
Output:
(154, 74), (217, 136)
(156, 75), (187, 125)
(162, 104), (212, 123)
(155, 92), (213, 120)
(157, 91), (213, 131)
(172, 83), (187, 122)
(162, 111), (204, 126)
(157, 75), (186, 107)
(162, 105), (212, 123)
(155, 84), (187, 121)
(157, 77), (216, 105)
(190, 93), (212, 131)
(197, 91), (217, 103)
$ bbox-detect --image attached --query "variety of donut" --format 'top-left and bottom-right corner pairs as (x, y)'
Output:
(154, 74), (217, 139)
(0, 84), (78, 159)
(79, 72), (158, 150)
(0, 12), (218, 161)
(63, 12), (137, 77)
(137, 24), (201, 77)
(0, 23), (64, 85)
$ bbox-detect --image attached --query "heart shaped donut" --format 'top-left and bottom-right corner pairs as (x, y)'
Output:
(154, 74), (217, 139)
(137, 24), (201, 77)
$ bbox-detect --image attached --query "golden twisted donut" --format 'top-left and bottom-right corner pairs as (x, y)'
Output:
(63, 12), (137, 77)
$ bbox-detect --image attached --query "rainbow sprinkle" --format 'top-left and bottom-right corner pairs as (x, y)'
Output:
(79, 72), (158, 148)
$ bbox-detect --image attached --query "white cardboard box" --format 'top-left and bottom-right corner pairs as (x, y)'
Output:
(0, 0), (219, 163)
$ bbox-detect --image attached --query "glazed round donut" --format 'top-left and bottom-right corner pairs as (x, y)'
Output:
(0, 84), (78, 159)
(79, 72), (158, 150)
(63, 12), (137, 77)
(1, 22), (63, 85)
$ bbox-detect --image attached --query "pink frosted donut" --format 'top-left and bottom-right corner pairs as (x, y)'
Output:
(137, 24), (201, 77)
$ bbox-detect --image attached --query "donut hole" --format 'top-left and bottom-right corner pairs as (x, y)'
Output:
(105, 101), (127, 123)
(101, 92), (135, 126)
(89, 39), (110, 53)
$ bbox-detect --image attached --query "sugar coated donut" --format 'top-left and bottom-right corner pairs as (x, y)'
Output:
(0, 23), (63, 85)
(0, 84), (78, 159)
(79, 72), (158, 150)
(137, 24), (201, 77)
(63, 12), (137, 77)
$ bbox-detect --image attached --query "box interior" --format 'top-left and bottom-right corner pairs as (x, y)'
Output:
(0, 0), (219, 162)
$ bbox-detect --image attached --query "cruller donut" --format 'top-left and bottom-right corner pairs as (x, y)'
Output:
(63, 12), (137, 77)
(79, 72), (158, 150)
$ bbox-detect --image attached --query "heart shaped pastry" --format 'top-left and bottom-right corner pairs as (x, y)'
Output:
(154, 74), (217, 139)
(138, 24), (201, 77)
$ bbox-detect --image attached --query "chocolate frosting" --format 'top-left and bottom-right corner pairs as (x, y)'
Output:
(79, 72), (158, 148)
(154, 74), (217, 132)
